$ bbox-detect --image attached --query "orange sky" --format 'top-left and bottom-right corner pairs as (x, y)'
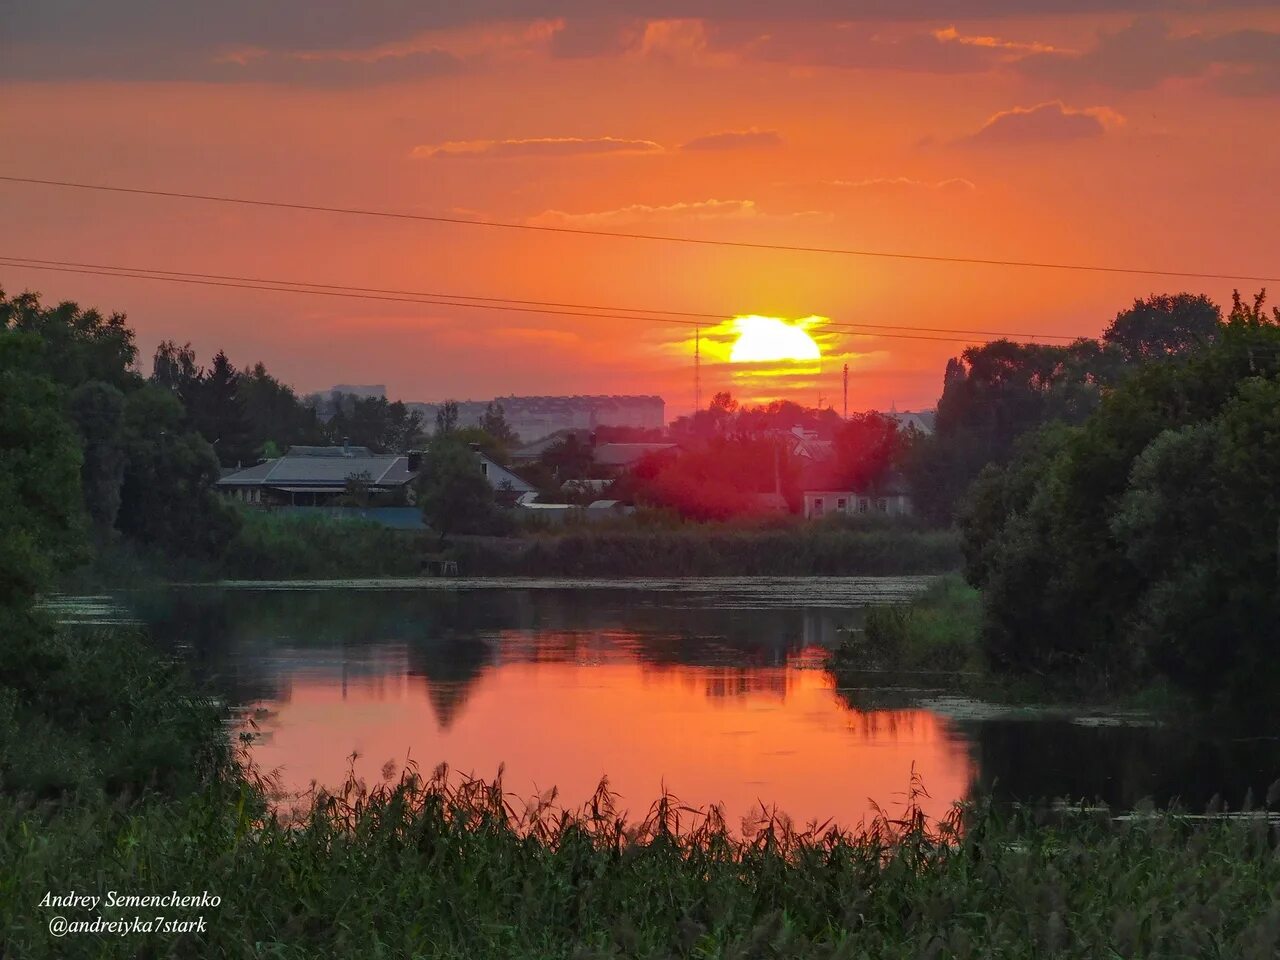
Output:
(4, 3), (1278, 415)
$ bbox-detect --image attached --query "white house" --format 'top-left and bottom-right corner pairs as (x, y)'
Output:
(802, 489), (912, 519)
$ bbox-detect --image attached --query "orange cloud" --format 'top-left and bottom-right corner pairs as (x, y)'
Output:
(830, 176), (976, 192)
(931, 25), (1062, 55)
(528, 199), (831, 227)
(412, 136), (664, 159)
(966, 101), (1125, 144)
(680, 128), (783, 151)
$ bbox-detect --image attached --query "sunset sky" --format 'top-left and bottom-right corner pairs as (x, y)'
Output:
(4, 2), (1278, 415)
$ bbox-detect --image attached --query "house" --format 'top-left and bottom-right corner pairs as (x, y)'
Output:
(802, 483), (912, 519)
(471, 446), (536, 501)
(218, 443), (534, 507)
(592, 442), (677, 473)
(217, 447), (418, 506)
(784, 426), (833, 462)
(514, 493), (634, 526)
(510, 429), (591, 465)
(887, 410), (936, 436)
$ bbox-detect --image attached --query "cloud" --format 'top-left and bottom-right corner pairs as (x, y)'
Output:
(210, 47), (463, 86)
(931, 25), (1060, 55)
(1017, 17), (1280, 96)
(6, 4), (1275, 84)
(742, 22), (1061, 74)
(680, 128), (783, 151)
(412, 136), (664, 159)
(528, 198), (831, 227)
(547, 18), (643, 58)
(829, 176), (976, 192)
(965, 101), (1124, 144)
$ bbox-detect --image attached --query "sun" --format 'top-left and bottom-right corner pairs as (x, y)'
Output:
(728, 316), (822, 363)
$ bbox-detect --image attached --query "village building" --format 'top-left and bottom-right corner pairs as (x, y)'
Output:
(217, 444), (533, 507)
(592, 442), (678, 475)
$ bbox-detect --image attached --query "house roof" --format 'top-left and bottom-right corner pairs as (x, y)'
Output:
(285, 444), (376, 458)
(593, 442), (677, 467)
(511, 428), (591, 461)
(476, 453), (536, 493)
(218, 454), (415, 488)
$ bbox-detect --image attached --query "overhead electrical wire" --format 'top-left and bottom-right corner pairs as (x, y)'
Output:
(2, 174), (1276, 285)
(0, 255), (1088, 345)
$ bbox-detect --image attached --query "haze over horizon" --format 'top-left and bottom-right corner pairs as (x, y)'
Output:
(4, 1), (1277, 413)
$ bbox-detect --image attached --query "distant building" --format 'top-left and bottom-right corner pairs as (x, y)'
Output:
(410, 395), (665, 443)
(328, 384), (387, 400)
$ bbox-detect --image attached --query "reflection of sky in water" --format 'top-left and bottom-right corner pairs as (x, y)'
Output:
(99, 580), (1280, 819)
(253, 659), (969, 830)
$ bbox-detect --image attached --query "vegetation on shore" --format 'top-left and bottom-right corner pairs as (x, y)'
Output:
(453, 521), (960, 578)
(833, 573), (982, 674)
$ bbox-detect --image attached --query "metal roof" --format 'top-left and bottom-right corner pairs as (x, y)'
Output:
(218, 454), (415, 488)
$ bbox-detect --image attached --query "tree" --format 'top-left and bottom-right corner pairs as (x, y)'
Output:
(69, 381), (127, 532)
(116, 384), (240, 558)
(435, 400), (460, 436)
(831, 413), (899, 491)
(418, 437), (503, 540)
(190, 351), (256, 467)
(0, 332), (86, 608)
(151, 340), (202, 401)
(239, 361), (323, 454)
(2, 289), (138, 391)
(960, 291), (1280, 699)
(479, 401), (519, 448)
(1103, 293), (1221, 364)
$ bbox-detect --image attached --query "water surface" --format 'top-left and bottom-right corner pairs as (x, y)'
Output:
(77, 578), (1280, 826)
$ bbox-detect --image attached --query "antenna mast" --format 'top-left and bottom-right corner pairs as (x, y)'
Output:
(843, 363), (849, 420)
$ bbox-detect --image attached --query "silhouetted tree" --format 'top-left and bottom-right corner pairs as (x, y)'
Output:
(435, 400), (460, 435)
(69, 381), (127, 532)
(418, 436), (504, 540)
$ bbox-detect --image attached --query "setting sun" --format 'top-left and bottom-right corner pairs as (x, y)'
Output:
(728, 316), (823, 364)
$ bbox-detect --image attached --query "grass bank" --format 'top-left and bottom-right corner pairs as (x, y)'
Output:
(832, 573), (983, 675)
(453, 524), (961, 577)
(62, 512), (961, 585)
(6, 619), (1280, 958)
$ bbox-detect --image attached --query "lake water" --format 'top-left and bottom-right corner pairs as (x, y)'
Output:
(70, 578), (1280, 828)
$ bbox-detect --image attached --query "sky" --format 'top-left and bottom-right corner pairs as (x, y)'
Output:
(3, 2), (1278, 416)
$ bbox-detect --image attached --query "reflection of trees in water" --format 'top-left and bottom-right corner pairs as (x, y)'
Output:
(969, 720), (1280, 810)
(130, 586), (867, 728)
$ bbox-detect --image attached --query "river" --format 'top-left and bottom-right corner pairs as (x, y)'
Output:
(54, 577), (1280, 828)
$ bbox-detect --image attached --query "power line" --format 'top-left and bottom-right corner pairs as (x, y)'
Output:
(2, 174), (1275, 285)
(0, 254), (1084, 344)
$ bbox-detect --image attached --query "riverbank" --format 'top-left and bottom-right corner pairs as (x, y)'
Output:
(6, 621), (1280, 958)
(64, 511), (962, 587)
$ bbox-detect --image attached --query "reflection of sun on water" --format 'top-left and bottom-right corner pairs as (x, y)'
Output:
(729, 316), (823, 363)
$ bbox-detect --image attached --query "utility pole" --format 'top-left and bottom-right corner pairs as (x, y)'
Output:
(843, 363), (849, 420)
(694, 326), (701, 416)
